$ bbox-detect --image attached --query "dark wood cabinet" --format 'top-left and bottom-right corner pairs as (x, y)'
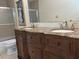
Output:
(67, 38), (76, 59)
(45, 35), (69, 49)
(26, 32), (43, 48)
(74, 39), (79, 59)
(15, 29), (79, 59)
(15, 30), (29, 59)
(28, 47), (42, 59)
(44, 51), (64, 59)
(44, 34), (76, 59)
(26, 32), (44, 59)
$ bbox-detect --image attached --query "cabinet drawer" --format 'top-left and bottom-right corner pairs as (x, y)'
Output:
(44, 51), (63, 59)
(28, 47), (42, 59)
(45, 47), (66, 58)
(45, 35), (69, 49)
(27, 32), (43, 46)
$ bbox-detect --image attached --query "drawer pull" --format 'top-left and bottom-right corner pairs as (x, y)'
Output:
(69, 42), (72, 54)
(30, 36), (32, 39)
(57, 42), (61, 46)
(32, 50), (34, 53)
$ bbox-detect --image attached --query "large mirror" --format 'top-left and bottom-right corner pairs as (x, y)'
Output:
(15, 0), (79, 28)
(27, 0), (79, 22)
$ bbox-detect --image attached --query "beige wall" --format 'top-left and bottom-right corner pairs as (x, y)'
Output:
(39, 0), (79, 22)
(0, 8), (15, 41)
(0, 0), (15, 41)
(0, 0), (8, 7)
(0, 25), (15, 41)
(0, 9), (14, 24)
(7, 0), (15, 8)
(0, 0), (14, 7)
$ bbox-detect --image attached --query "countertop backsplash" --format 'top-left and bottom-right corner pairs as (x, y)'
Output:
(30, 22), (79, 29)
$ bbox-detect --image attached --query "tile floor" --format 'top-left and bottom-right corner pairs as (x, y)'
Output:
(0, 39), (18, 59)
(0, 53), (18, 59)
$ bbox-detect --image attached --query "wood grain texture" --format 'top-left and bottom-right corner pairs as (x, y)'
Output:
(15, 29), (79, 59)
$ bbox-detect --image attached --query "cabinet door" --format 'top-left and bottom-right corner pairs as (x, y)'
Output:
(15, 30), (29, 59)
(27, 32), (44, 59)
(28, 47), (42, 59)
(44, 51), (63, 59)
(45, 34), (76, 59)
(76, 39), (79, 59)
(44, 47), (66, 58)
(45, 35), (69, 50)
(27, 32), (43, 48)
(67, 38), (76, 59)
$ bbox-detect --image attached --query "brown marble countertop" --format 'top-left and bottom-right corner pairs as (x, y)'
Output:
(16, 27), (79, 39)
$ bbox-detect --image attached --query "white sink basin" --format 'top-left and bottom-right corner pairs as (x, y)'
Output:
(25, 28), (33, 30)
(51, 30), (74, 33)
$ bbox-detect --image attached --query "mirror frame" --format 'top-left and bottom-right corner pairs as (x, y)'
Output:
(14, 0), (31, 29)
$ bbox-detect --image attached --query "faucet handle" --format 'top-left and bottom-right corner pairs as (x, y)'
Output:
(71, 23), (74, 30)
(60, 23), (63, 29)
(64, 21), (69, 29)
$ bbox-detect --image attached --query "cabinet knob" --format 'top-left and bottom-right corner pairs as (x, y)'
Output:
(32, 50), (34, 53)
(57, 42), (61, 46)
(30, 36), (32, 39)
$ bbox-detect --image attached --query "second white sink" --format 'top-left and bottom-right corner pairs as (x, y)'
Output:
(51, 30), (74, 33)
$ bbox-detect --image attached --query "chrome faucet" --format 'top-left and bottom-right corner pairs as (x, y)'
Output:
(71, 23), (74, 30)
(60, 23), (64, 29)
(60, 20), (74, 30)
(60, 21), (68, 29)
(69, 20), (74, 30)
(64, 21), (69, 29)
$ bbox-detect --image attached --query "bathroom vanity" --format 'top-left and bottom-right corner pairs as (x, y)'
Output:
(15, 28), (79, 59)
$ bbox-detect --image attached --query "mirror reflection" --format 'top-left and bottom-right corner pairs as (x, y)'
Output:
(27, 0), (79, 22)
(16, 0), (25, 26)
(28, 0), (39, 23)
(27, 0), (79, 29)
